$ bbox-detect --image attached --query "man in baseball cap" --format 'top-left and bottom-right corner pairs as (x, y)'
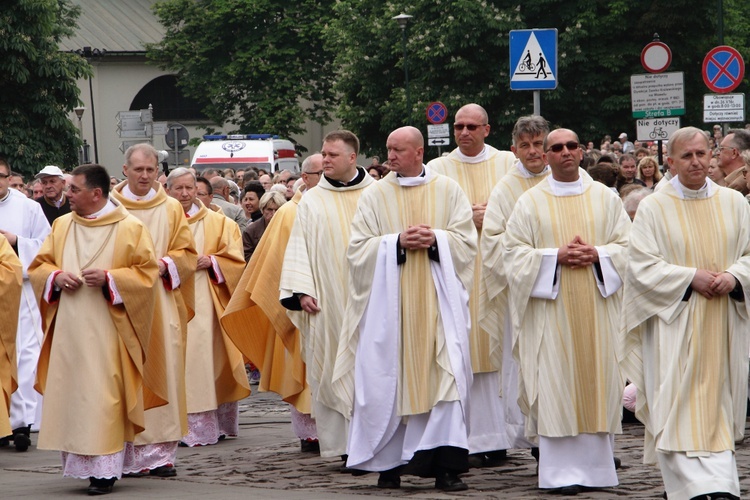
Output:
(618, 133), (634, 154)
(35, 166), (70, 224)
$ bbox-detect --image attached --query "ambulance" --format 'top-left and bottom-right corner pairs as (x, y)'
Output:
(190, 134), (299, 174)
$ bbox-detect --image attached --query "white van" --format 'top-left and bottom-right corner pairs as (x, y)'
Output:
(190, 134), (299, 174)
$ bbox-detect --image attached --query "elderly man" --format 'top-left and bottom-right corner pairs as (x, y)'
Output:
(222, 153), (324, 453)
(718, 128), (750, 195)
(0, 159), (50, 451)
(165, 168), (250, 447)
(618, 133), (634, 154)
(481, 115), (551, 456)
(210, 176), (247, 231)
(427, 103), (516, 466)
(34, 165), (70, 224)
(300, 153), (324, 191)
(503, 128), (630, 495)
(258, 174), (273, 191)
(279, 132), (374, 462)
(112, 143), (197, 477)
(622, 126), (750, 500)
(29, 164), (161, 495)
(334, 126), (476, 491)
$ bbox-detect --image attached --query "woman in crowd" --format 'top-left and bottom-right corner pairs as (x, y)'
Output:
(241, 181), (265, 223)
(243, 191), (286, 262)
(635, 156), (662, 190)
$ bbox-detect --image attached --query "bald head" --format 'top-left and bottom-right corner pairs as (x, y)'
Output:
(301, 153), (323, 189)
(210, 175), (230, 199)
(456, 103), (488, 124)
(386, 126), (424, 177)
(454, 103), (490, 156)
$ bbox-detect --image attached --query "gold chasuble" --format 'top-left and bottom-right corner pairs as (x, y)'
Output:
(0, 235), (22, 438)
(222, 189), (311, 412)
(185, 203), (249, 413)
(279, 172), (374, 419)
(111, 182), (197, 442)
(334, 172), (476, 416)
(503, 175), (629, 439)
(428, 146), (515, 373)
(480, 165), (550, 369)
(621, 181), (750, 464)
(29, 205), (160, 455)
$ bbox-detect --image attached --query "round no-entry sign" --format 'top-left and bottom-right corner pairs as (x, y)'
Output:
(702, 46), (745, 94)
(641, 41), (671, 73)
(426, 102), (448, 124)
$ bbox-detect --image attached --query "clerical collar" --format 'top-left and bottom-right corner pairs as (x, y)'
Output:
(83, 200), (117, 219)
(547, 175), (583, 196)
(671, 176), (711, 199)
(122, 184), (156, 201)
(325, 167), (366, 188)
(454, 145), (488, 164)
(397, 166), (429, 186)
(514, 160), (550, 178)
(186, 203), (200, 217)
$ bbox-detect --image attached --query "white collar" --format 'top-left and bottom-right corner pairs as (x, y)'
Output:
(454, 145), (488, 164)
(547, 175), (584, 196)
(122, 184), (156, 201)
(514, 159), (550, 178)
(83, 200), (117, 219)
(670, 176), (712, 199)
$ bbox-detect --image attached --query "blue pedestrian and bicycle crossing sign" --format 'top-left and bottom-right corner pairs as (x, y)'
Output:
(510, 29), (558, 90)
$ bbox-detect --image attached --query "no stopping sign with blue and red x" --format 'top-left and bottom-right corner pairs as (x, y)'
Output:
(702, 46), (745, 94)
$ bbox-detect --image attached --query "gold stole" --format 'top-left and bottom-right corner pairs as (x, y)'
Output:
(671, 197), (731, 449)
(397, 183), (456, 416)
(546, 191), (609, 432)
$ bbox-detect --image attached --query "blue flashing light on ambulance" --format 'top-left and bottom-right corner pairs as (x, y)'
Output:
(190, 134), (299, 174)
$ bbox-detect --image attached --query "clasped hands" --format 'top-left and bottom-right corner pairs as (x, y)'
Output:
(691, 269), (736, 299)
(399, 224), (436, 250)
(557, 235), (599, 269)
(55, 269), (107, 292)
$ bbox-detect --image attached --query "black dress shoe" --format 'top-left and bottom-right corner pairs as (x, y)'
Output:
(484, 449), (508, 467)
(12, 426), (31, 452)
(87, 477), (115, 495)
(300, 439), (320, 453)
(613, 456), (622, 469)
(377, 471), (401, 489)
(435, 472), (468, 492)
(149, 465), (176, 477)
(559, 485), (581, 496)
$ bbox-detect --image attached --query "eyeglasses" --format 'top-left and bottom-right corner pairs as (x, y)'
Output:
(718, 146), (736, 152)
(304, 170), (324, 176)
(0, 173), (8, 179)
(546, 141), (580, 153)
(453, 123), (487, 131)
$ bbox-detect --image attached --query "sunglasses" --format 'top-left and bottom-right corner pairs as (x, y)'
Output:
(546, 141), (580, 153)
(454, 123), (486, 131)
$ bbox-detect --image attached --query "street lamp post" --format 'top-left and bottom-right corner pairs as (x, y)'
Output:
(392, 13), (413, 122)
(73, 106), (89, 164)
(75, 47), (106, 164)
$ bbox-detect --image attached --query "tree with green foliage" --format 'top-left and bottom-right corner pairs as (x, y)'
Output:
(328, 0), (750, 159)
(0, 0), (90, 175)
(148, 0), (336, 150)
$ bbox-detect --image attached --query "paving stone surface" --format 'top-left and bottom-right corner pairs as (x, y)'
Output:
(3, 390), (749, 499)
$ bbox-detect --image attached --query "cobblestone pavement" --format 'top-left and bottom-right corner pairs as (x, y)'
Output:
(3, 390), (750, 498)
